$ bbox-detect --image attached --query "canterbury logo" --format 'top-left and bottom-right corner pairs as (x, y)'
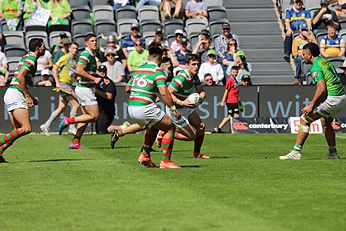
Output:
(233, 122), (248, 130)
(332, 122), (340, 130)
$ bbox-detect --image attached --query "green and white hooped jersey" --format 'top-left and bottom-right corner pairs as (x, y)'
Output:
(127, 62), (167, 106)
(310, 56), (345, 96)
(169, 69), (202, 108)
(9, 51), (37, 93)
(77, 47), (97, 87)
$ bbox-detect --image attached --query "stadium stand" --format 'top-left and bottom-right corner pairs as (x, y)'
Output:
(137, 5), (160, 22)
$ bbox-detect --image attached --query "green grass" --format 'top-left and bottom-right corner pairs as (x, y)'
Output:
(1, 133), (346, 230)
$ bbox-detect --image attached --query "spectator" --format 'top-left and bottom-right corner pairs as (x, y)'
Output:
(99, 33), (126, 68)
(23, 0), (42, 26)
(203, 73), (216, 86)
(47, 0), (72, 26)
(226, 51), (252, 82)
(312, 0), (340, 33)
(0, 50), (9, 86)
(175, 37), (192, 66)
(292, 22), (317, 84)
(240, 74), (252, 86)
(37, 49), (53, 73)
(160, 46), (179, 81)
(53, 36), (70, 63)
(111, 0), (130, 12)
(0, 0), (22, 31)
(198, 49), (224, 85)
(127, 39), (149, 72)
(193, 32), (213, 63)
(320, 24), (346, 58)
(136, 0), (161, 11)
(333, 0), (346, 19)
(185, 0), (208, 21)
(284, 0), (312, 60)
(121, 23), (146, 58)
(214, 23), (240, 60)
(102, 47), (125, 83)
(170, 29), (188, 53)
(36, 69), (53, 87)
(160, 0), (183, 21)
(148, 27), (169, 49)
(221, 38), (239, 72)
(213, 65), (240, 133)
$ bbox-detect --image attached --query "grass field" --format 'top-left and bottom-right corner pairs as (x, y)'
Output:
(1, 133), (346, 230)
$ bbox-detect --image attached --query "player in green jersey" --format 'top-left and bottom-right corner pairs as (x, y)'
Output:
(58, 34), (102, 150)
(1, 38), (45, 163)
(110, 46), (183, 169)
(280, 43), (346, 160)
(160, 54), (210, 159)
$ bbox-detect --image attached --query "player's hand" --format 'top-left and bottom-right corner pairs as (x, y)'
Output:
(182, 100), (196, 108)
(55, 82), (61, 88)
(301, 104), (313, 115)
(94, 77), (102, 84)
(172, 109), (181, 120)
(221, 102), (225, 107)
(25, 95), (35, 107)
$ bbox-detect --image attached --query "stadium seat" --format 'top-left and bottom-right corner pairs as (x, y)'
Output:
(316, 32), (327, 45)
(95, 20), (116, 36)
(185, 19), (207, 37)
(138, 5), (159, 22)
(140, 20), (161, 34)
(327, 56), (345, 72)
(167, 34), (176, 46)
(163, 19), (184, 37)
(143, 31), (155, 47)
(117, 19), (138, 36)
(189, 32), (199, 48)
(69, 0), (89, 8)
(7, 56), (21, 73)
(340, 19), (346, 30)
(207, 6), (226, 22)
(90, 0), (109, 8)
(72, 6), (91, 20)
(25, 31), (49, 49)
(5, 46), (27, 58)
(48, 24), (70, 34)
(72, 19), (93, 36)
(115, 5), (136, 21)
(93, 5), (114, 23)
(209, 19), (230, 36)
(73, 34), (87, 51)
(49, 31), (72, 49)
(24, 25), (47, 33)
(97, 32), (117, 47)
(3, 31), (25, 49)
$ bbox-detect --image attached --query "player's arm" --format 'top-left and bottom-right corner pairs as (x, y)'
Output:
(52, 64), (61, 87)
(195, 85), (206, 100)
(75, 63), (101, 84)
(17, 67), (35, 107)
(158, 86), (181, 119)
(302, 79), (326, 115)
(95, 88), (113, 100)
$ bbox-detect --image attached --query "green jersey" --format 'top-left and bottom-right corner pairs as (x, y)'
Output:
(77, 48), (97, 87)
(127, 62), (167, 106)
(310, 56), (345, 96)
(9, 51), (37, 93)
(169, 69), (202, 108)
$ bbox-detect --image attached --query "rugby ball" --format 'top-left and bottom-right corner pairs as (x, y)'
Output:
(186, 93), (201, 106)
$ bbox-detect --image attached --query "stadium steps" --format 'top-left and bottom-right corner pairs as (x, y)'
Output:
(225, 0), (294, 85)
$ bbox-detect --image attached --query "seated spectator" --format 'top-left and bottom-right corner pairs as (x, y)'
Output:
(99, 33), (126, 68)
(136, 0), (161, 11)
(240, 74), (252, 86)
(198, 49), (224, 85)
(0, 50), (9, 86)
(175, 37), (192, 66)
(312, 0), (340, 33)
(284, 0), (312, 60)
(127, 39), (149, 72)
(111, 0), (130, 12)
(185, 0), (208, 21)
(292, 22), (317, 84)
(160, 46), (179, 81)
(320, 24), (345, 58)
(214, 23), (240, 60)
(193, 32), (213, 63)
(203, 73), (216, 86)
(102, 47), (125, 83)
(36, 69), (53, 87)
(226, 51), (252, 82)
(122, 23), (146, 58)
(0, 0), (22, 31)
(47, 0), (71, 26)
(333, 0), (346, 19)
(160, 0), (183, 21)
(37, 49), (53, 73)
(53, 36), (70, 63)
(222, 38), (239, 72)
(170, 29), (188, 53)
(23, 0), (42, 26)
(148, 27), (169, 49)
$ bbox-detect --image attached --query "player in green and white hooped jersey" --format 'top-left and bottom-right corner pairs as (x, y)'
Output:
(110, 46), (183, 169)
(164, 54), (210, 159)
(1, 38), (45, 163)
(280, 43), (346, 160)
(58, 34), (102, 150)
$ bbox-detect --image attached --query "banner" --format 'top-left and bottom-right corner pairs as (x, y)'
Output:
(231, 117), (290, 134)
(26, 7), (51, 26)
(289, 117), (323, 134)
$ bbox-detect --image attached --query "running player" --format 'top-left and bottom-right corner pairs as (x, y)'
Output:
(40, 42), (80, 135)
(279, 43), (346, 160)
(1, 38), (45, 163)
(163, 54), (209, 159)
(58, 34), (101, 149)
(110, 46), (182, 168)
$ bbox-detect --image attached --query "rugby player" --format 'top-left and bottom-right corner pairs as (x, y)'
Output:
(280, 43), (346, 160)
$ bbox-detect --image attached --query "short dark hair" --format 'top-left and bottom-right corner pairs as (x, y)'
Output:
(71, 41), (79, 47)
(303, 43), (320, 57)
(186, 54), (200, 64)
(148, 45), (163, 58)
(85, 33), (96, 42)
(231, 65), (239, 71)
(28, 38), (44, 52)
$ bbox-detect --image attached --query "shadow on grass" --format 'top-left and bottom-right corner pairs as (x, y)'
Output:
(26, 158), (88, 163)
(89, 146), (131, 150)
(181, 165), (201, 168)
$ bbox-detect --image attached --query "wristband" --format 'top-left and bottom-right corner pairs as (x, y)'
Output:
(170, 105), (177, 111)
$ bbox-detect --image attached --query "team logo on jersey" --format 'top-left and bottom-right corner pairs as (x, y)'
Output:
(312, 72), (319, 79)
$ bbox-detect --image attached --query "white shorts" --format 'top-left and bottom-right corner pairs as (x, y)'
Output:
(4, 88), (28, 112)
(75, 86), (97, 106)
(166, 106), (196, 128)
(128, 104), (165, 128)
(316, 95), (346, 118)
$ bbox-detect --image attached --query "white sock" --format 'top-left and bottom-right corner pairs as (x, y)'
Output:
(44, 112), (59, 128)
(68, 113), (77, 130)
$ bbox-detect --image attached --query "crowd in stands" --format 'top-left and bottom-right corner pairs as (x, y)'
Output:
(0, 0), (253, 89)
(282, 0), (346, 84)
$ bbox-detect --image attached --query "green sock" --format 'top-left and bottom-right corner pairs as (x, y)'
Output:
(329, 146), (337, 154)
(293, 144), (302, 153)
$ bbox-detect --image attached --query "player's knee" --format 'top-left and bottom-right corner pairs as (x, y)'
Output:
(198, 122), (205, 132)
